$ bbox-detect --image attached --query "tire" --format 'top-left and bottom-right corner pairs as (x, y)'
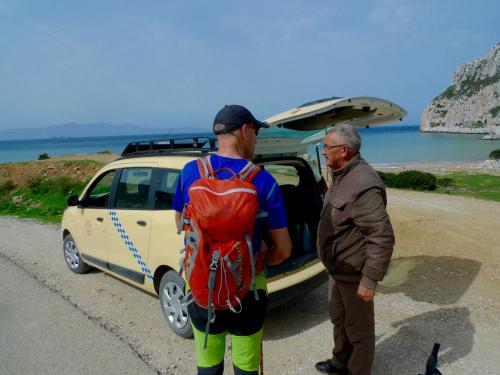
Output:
(63, 234), (91, 274)
(159, 270), (193, 338)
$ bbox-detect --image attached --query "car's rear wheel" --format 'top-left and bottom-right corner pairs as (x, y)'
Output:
(63, 234), (91, 274)
(159, 270), (193, 338)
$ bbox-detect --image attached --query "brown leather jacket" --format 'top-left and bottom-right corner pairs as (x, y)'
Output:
(317, 155), (395, 289)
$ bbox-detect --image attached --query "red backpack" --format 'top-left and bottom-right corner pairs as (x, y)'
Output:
(179, 156), (262, 345)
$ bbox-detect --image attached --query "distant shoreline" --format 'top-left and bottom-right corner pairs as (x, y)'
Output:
(0, 131), (213, 143)
(2, 153), (498, 177)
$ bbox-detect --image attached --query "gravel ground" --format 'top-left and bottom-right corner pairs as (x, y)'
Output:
(1, 188), (499, 374)
(0, 260), (157, 375)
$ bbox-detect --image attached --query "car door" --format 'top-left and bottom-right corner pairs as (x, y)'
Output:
(255, 96), (407, 158)
(77, 169), (117, 267)
(147, 168), (183, 277)
(106, 167), (154, 285)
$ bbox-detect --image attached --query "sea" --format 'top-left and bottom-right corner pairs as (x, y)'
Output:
(1, 125), (499, 165)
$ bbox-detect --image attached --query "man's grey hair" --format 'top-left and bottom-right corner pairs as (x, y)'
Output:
(327, 124), (361, 154)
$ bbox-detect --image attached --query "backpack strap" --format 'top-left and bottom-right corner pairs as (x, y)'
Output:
(176, 204), (190, 234)
(197, 156), (216, 179)
(245, 233), (259, 301)
(204, 251), (220, 349)
(199, 157), (261, 182)
(236, 161), (261, 182)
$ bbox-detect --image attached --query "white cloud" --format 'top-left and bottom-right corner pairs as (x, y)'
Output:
(369, 0), (429, 33)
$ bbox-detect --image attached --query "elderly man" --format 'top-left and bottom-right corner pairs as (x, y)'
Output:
(315, 125), (395, 375)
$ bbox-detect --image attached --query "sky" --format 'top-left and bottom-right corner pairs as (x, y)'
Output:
(0, 0), (499, 131)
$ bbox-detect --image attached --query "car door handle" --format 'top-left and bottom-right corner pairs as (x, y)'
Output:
(137, 220), (147, 226)
(96, 217), (104, 222)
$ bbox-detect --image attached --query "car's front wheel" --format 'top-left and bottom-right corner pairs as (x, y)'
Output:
(63, 234), (91, 274)
(159, 270), (193, 338)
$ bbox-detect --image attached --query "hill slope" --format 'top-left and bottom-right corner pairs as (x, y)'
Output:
(420, 44), (500, 134)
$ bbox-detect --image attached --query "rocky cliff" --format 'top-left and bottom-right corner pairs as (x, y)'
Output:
(420, 44), (500, 134)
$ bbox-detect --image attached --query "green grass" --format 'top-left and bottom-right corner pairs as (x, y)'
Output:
(0, 177), (89, 223)
(435, 172), (500, 201)
(379, 170), (500, 202)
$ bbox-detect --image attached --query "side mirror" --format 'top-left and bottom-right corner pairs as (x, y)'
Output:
(67, 195), (79, 206)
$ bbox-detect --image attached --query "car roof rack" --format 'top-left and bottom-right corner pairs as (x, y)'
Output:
(121, 137), (218, 158)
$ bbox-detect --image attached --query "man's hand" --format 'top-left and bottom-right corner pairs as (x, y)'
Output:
(262, 244), (285, 266)
(263, 228), (292, 266)
(357, 284), (375, 303)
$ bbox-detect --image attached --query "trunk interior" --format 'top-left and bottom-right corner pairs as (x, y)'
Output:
(256, 157), (324, 278)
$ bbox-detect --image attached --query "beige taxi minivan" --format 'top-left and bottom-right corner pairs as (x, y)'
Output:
(62, 96), (406, 337)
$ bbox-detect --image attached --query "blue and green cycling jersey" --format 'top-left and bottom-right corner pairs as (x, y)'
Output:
(172, 154), (288, 252)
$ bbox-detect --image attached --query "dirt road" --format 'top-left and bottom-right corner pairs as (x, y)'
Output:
(1, 189), (499, 374)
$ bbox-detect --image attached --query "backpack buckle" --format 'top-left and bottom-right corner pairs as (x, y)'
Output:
(210, 251), (220, 271)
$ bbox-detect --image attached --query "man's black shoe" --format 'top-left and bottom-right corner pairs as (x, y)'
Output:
(315, 360), (348, 375)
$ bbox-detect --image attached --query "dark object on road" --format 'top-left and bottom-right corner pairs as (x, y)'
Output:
(417, 343), (442, 375)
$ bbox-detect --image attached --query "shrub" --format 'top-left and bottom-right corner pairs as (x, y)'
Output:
(49, 177), (87, 195)
(0, 180), (15, 194)
(97, 150), (111, 154)
(489, 106), (500, 118)
(436, 177), (456, 189)
(396, 171), (437, 191)
(438, 85), (455, 99)
(38, 153), (50, 160)
(489, 149), (500, 160)
(27, 177), (44, 193)
(455, 73), (500, 97)
(471, 121), (484, 129)
(377, 171), (399, 186)
(27, 176), (86, 195)
(377, 170), (437, 191)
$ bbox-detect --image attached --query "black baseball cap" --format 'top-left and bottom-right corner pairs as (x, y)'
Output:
(213, 104), (270, 135)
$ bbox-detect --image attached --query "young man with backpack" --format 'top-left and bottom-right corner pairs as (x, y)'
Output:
(173, 104), (292, 375)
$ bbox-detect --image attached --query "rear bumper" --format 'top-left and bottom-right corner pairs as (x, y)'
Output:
(267, 262), (328, 309)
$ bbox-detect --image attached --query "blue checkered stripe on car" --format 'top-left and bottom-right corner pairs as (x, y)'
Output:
(109, 210), (154, 280)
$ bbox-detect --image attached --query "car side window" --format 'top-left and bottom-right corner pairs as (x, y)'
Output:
(85, 170), (116, 208)
(115, 168), (153, 209)
(264, 165), (300, 186)
(154, 169), (180, 210)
